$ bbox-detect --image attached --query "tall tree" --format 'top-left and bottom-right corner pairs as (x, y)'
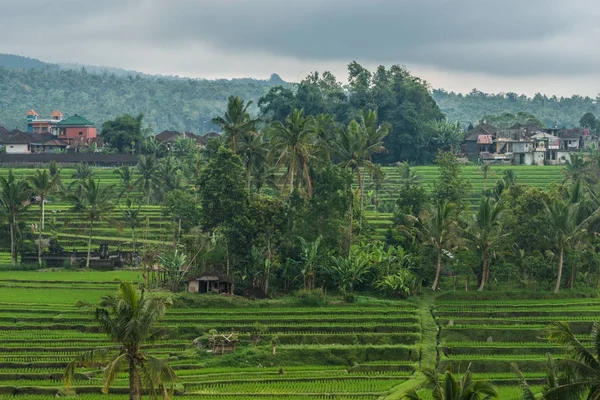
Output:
(410, 200), (458, 291)
(269, 108), (317, 196)
(198, 147), (250, 275)
(64, 282), (176, 400)
(28, 169), (61, 266)
(0, 171), (31, 265)
(212, 95), (258, 153)
(331, 110), (389, 213)
(238, 131), (269, 191)
(543, 183), (598, 293)
(70, 163), (95, 199)
(135, 155), (158, 204)
(101, 113), (145, 153)
(113, 165), (135, 199)
(69, 178), (116, 268)
(463, 197), (506, 291)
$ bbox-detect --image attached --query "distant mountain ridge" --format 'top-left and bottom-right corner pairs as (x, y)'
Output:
(0, 53), (596, 131)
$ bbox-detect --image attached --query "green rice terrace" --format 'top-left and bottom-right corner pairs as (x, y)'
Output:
(0, 164), (576, 399)
(0, 270), (594, 399)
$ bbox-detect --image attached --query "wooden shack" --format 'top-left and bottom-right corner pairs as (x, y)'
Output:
(187, 272), (233, 294)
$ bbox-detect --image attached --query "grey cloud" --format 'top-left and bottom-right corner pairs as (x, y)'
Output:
(0, 0), (598, 77)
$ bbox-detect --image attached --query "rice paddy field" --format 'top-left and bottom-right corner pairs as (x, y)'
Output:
(0, 164), (572, 398)
(0, 270), (421, 398)
(0, 270), (589, 398)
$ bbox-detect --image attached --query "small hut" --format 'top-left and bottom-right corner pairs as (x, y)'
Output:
(187, 272), (233, 294)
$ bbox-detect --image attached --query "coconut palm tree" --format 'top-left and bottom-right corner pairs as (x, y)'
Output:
(28, 169), (61, 267)
(238, 131), (269, 191)
(69, 178), (116, 268)
(0, 171), (31, 265)
(269, 108), (317, 196)
(212, 95), (259, 153)
(331, 110), (389, 213)
(403, 367), (498, 399)
(543, 182), (598, 294)
(542, 321), (600, 400)
(409, 200), (458, 291)
(113, 165), (135, 199)
(121, 198), (144, 254)
(463, 197), (506, 292)
(135, 155), (158, 204)
(70, 163), (95, 199)
(64, 282), (176, 400)
(153, 156), (182, 202)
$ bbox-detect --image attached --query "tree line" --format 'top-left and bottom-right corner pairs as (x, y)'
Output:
(4, 94), (600, 297)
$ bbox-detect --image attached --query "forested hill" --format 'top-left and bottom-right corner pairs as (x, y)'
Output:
(0, 52), (598, 132)
(0, 66), (287, 132)
(433, 89), (600, 128)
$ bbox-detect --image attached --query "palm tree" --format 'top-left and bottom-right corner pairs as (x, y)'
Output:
(28, 169), (61, 267)
(64, 282), (176, 400)
(238, 131), (269, 190)
(543, 183), (598, 294)
(154, 156), (182, 201)
(0, 171), (31, 265)
(542, 321), (600, 399)
(404, 367), (498, 399)
(269, 109), (317, 196)
(562, 153), (588, 184)
(69, 178), (116, 268)
(331, 110), (389, 213)
(135, 155), (158, 204)
(463, 197), (506, 292)
(212, 95), (259, 153)
(409, 200), (458, 291)
(121, 198), (144, 254)
(70, 163), (95, 199)
(113, 165), (135, 199)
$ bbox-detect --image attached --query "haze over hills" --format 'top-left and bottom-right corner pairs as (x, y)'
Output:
(0, 53), (598, 133)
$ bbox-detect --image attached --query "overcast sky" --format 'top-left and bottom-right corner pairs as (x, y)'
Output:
(1, 0), (599, 97)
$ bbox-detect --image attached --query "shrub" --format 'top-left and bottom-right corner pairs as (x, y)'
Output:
(296, 288), (327, 307)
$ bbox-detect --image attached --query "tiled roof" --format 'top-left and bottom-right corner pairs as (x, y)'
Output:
(26, 109), (39, 116)
(3, 131), (56, 145)
(50, 110), (64, 117)
(57, 114), (94, 127)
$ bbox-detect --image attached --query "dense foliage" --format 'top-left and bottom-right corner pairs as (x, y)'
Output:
(434, 89), (600, 129)
(0, 66), (283, 133)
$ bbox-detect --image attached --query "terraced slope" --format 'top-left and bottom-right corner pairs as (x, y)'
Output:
(0, 165), (564, 261)
(0, 271), (420, 398)
(434, 295), (599, 386)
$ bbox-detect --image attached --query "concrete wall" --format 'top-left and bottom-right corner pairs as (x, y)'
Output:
(5, 144), (30, 154)
(59, 127), (97, 140)
(0, 153), (139, 165)
(188, 280), (199, 293)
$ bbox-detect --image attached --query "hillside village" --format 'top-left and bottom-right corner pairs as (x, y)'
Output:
(0, 108), (598, 166)
(0, 109), (218, 157)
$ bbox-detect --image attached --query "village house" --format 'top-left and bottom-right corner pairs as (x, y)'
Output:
(187, 271), (234, 295)
(26, 109), (63, 135)
(57, 114), (97, 145)
(155, 130), (219, 149)
(464, 123), (598, 166)
(2, 130), (68, 154)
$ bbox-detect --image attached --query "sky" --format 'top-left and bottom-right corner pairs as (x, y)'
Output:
(1, 0), (599, 97)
